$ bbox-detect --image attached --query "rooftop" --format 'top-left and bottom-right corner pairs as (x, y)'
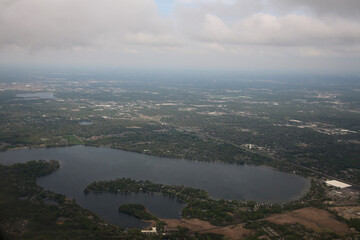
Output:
(325, 180), (352, 189)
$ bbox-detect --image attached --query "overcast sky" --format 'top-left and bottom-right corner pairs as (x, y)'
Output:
(0, 0), (359, 74)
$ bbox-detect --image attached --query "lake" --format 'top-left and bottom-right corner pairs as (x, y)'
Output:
(0, 146), (310, 228)
(16, 92), (55, 100)
(79, 121), (94, 125)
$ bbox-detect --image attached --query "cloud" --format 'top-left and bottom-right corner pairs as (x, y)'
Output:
(1, 0), (359, 50)
(192, 13), (360, 46)
(272, 0), (360, 18)
(174, 0), (360, 50)
(124, 33), (183, 47)
(0, 0), (171, 50)
(0, 0), (360, 72)
(175, 0), (360, 19)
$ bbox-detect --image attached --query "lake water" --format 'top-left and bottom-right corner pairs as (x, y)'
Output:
(79, 121), (94, 125)
(0, 146), (310, 228)
(16, 92), (55, 100)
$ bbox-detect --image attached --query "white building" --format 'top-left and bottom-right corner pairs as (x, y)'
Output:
(325, 180), (351, 189)
(141, 227), (157, 234)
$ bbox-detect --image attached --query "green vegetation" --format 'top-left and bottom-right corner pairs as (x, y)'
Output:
(245, 221), (340, 240)
(349, 218), (360, 232)
(118, 204), (157, 221)
(85, 178), (209, 202)
(165, 227), (224, 240)
(62, 135), (83, 145)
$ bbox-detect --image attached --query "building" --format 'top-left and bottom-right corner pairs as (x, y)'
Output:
(141, 227), (157, 235)
(325, 180), (352, 189)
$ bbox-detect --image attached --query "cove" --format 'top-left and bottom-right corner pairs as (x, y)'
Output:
(0, 146), (310, 228)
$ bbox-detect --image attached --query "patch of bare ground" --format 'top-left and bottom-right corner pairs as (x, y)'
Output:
(136, 114), (165, 122)
(264, 207), (350, 234)
(329, 206), (360, 220)
(161, 218), (253, 240)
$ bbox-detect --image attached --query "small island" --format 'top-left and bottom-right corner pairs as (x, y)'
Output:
(118, 203), (158, 221)
(84, 177), (209, 202)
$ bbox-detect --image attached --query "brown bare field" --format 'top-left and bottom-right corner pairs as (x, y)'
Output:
(264, 207), (350, 234)
(161, 218), (253, 239)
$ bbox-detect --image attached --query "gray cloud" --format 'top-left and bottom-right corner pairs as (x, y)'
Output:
(0, 0), (360, 72)
(272, 0), (360, 18)
(175, 0), (360, 19)
(183, 12), (360, 46)
(0, 0), (173, 50)
(174, 1), (360, 48)
(1, 0), (359, 50)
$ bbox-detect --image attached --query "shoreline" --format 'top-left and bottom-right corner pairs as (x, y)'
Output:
(1, 144), (312, 205)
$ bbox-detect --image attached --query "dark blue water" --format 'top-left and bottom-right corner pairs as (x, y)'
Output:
(0, 146), (310, 228)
